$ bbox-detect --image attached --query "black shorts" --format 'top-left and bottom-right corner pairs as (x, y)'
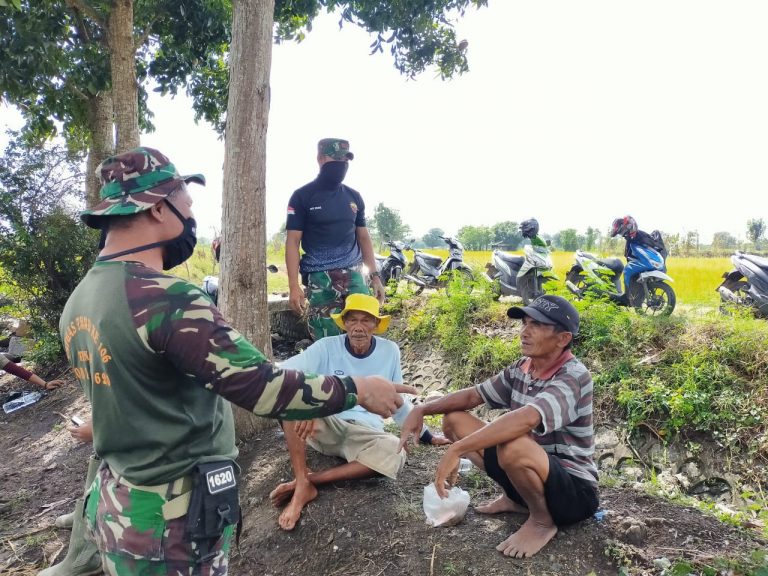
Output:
(483, 446), (599, 526)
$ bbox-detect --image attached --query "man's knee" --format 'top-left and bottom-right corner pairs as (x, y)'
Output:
(497, 436), (537, 471)
(441, 412), (464, 441)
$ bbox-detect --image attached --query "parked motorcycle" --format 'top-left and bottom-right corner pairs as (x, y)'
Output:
(402, 236), (474, 295)
(717, 251), (768, 316)
(484, 242), (558, 304)
(202, 264), (278, 306)
(373, 238), (411, 296)
(565, 250), (676, 315)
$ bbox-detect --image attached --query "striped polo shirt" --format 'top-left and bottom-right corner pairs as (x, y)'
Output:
(475, 350), (598, 485)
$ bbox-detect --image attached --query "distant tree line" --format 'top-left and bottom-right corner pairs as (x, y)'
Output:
(338, 201), (768, 257)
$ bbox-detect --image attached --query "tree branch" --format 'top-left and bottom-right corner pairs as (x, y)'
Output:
(135, 16), (158, 50)
(64, 0), (105, 30)
(65, 80), (89, 103)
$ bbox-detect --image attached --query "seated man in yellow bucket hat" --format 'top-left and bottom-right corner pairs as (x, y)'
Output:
(270, 293), (449, 530)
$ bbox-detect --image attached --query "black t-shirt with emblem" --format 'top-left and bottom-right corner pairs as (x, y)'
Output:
(286, 179), (366, 273)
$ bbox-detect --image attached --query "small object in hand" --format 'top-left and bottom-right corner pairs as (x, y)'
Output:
(71, 415), (85, 427)
(457, 458), (473, 475)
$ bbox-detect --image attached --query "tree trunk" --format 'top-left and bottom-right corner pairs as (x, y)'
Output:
(221, 0), (276, 439)
(108, 0), (140, 152)
(85, 90), (115, 208)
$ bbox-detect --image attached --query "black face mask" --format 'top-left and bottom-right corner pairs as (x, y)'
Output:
(317, 161), (348, 188)
(97, 200), (197, 270)
(160, 201), (197, 270)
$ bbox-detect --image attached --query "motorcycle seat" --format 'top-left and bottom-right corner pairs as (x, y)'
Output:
(597, 257), (624, 273)
(743, 253), (768, 270)
(419, 253), (443, 266)
(497, 252), (524, 266)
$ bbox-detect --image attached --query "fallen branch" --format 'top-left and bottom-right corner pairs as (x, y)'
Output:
(429, 543), (437, 576)
(32, 497), (74, 518)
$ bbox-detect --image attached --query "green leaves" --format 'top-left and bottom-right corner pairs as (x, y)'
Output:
(0, 0), (23, 10)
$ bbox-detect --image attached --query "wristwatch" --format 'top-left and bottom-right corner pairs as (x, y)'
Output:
(370, 271), (381, 278)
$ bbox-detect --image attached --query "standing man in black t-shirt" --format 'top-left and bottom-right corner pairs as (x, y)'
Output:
(285, 138), (385, 340)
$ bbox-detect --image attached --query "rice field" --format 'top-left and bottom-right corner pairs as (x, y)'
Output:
(170, 245), (733, 309)
(421, 249), (731, 308)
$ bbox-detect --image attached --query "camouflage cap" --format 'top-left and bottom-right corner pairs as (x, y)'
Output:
(317, 138), (354, 161)
(80, 147), (205, 229)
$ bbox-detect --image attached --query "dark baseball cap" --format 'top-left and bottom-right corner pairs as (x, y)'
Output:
(507, 295), (580, 336)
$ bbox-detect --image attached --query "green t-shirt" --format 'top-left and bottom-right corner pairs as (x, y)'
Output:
(60, 261), (357, 485)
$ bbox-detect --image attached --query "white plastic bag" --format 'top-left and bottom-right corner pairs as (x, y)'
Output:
(422, 483), (470, 527)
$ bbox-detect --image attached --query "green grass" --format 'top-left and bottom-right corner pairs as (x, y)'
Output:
(168, 244), (289, 294)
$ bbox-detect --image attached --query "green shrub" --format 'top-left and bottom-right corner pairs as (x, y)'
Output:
(0, 210), (98, 337)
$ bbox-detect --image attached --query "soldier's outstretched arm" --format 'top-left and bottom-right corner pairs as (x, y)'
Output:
(130, 273), (401, 420)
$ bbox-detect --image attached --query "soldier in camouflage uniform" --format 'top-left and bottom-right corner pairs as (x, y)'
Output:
(59, 147), (408, 576)
(285, 138), (386, 340)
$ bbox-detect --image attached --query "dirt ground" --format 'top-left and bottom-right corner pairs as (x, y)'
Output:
(1, 367), (766, 576)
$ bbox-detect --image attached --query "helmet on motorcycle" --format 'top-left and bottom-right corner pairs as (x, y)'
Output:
(610, 215), (637, 238)
(519, 218), (539, 239)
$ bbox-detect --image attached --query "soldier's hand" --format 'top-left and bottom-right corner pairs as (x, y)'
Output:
(44, 379), (64, 390)
(289, 285), (307, 316)
(371, 277), (386, 305)
(67, 419), (93, 443)
(353, 376), (413, 418)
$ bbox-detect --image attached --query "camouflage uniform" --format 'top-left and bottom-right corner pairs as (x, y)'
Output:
(305, 268), (370, 340)
(85, 466), (233, 576)
(63, 147), (364, 575)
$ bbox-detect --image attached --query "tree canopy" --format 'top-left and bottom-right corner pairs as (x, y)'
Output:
(422, 227), (445, 247)
(370, 202), (411, 245)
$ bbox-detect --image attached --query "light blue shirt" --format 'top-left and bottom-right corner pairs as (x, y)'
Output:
(280, 335), (425, 434)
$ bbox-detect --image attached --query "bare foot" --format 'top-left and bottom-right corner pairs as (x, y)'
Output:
(475, 495), (528, 515)
(496, 518), (558, 558)
(278, 481), (318, 531)
(269, 480), (296, 508)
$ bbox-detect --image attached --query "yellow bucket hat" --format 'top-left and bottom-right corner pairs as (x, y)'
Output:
(331, 294), (390, 334)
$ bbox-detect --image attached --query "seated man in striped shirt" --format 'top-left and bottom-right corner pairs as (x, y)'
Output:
(399, 295), (598, 559)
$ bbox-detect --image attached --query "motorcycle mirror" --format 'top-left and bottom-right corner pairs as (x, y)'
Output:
(267, 264), (278, 273)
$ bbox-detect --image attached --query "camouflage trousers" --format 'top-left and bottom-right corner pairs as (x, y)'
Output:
(304, 268), (370, 340)
(85, 465), (234, 576)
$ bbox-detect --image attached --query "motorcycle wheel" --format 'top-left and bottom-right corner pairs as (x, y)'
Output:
(445, 268), (474, 296)
(633, 281), (676, 316)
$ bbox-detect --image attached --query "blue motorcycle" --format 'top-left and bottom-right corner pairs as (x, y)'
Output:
(566, 245), (676, 316)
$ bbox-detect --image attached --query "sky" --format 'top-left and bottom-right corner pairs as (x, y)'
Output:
(3, 1), (768, 245)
